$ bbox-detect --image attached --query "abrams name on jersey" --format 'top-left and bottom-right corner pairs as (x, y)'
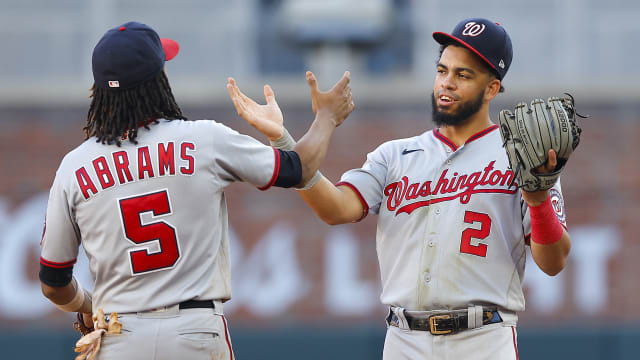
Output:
(76, 141), (195, 200)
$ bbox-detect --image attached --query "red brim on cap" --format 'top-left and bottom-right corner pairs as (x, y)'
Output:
(432, 32), (497, 73)
(161, 38), (180, 61)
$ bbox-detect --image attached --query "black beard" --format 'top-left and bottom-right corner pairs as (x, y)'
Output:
(431, 90), (485, 127)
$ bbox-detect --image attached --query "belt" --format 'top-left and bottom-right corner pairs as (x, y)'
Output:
(386, 307), (502, 335)
(105, 300), (217, 319)
(178, 299), (216, 310)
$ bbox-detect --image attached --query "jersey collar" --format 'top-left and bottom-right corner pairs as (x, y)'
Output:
(433, 124), (499, 152)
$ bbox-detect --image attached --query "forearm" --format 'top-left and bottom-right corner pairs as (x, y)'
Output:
(298, 177), (364, 225)
(293, 109), (337, 185)
(531, 229), (571, 276)
(41, 281), (76, 304)
(527, 194), (571, 276)
(41, 276), (92, 313)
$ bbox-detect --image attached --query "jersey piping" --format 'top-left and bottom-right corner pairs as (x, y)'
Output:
(433, 124), (500, 151)
(40, 257), (76, 268)
(258, 147), (280, 191)
(335, 181), (369, 222)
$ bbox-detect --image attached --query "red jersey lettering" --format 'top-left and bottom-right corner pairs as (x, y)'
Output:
(93, 156), (115, 190)
(158, 142), (175, 176)
(385, 161), (518, 214)
(76, 167), (98, 200)
(180, 142), (195, 175)
(432, 170), (449, 194)
(138, 146), (155, 179)
(113, 151), (134, 184)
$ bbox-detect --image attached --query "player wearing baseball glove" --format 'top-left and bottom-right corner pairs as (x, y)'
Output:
(73, 308), (122, 360)
(498, 94), (584, 191)
(229, 17), (579, 360)
(73, 312), (94, 336)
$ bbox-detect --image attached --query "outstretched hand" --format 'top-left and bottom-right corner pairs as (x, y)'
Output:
(227, 72), (354, 141)
(306, 71), (354, 127)
(227, 77), (284, 141)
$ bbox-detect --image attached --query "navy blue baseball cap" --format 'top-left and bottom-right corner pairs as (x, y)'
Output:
(92, 21), (180, 89)
(433, 18), (512, 80)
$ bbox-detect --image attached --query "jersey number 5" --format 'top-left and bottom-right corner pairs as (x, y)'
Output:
(119, 190), (180, 275)
(460, 211), (491, 257)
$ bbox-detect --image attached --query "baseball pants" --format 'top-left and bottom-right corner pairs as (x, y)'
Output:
(383, 322), (519, 360)
(97, 302), (234, 360)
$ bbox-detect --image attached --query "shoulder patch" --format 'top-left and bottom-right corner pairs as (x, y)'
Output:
(549, 188), (566, 224)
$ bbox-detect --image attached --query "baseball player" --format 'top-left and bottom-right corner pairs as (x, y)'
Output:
(228, 18), (572, 359)
(38, 21), (353, 360)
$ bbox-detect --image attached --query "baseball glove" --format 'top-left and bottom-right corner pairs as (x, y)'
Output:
(73, 313), (94, 336)
(74, 308), (122, 360)
(498, 94), (583, 192)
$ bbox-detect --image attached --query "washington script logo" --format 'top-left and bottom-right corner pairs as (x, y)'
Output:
(384, 160), (518, 215)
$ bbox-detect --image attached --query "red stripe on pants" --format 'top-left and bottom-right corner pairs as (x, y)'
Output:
(222, 315), (234, 360)
(511, 326), (519, 359)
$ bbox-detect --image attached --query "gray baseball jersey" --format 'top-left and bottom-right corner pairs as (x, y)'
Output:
(40, 119), (279, 314)
(337, 125), (566, 312)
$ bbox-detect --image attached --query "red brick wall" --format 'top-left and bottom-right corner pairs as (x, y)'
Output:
(1, 102), (637, 327)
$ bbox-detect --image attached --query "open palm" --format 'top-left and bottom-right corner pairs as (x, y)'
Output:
(227, 77), (283, 141)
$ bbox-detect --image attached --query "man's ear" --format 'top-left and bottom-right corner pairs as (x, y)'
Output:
(485, 78), (501, 101)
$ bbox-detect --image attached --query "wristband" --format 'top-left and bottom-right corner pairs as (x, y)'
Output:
(297, 170), (323, 191)
(529, 196), (564, 245)
(270, 128), (296, 151)
(271, 127), (322, 190)
(56, 277), (93, 313)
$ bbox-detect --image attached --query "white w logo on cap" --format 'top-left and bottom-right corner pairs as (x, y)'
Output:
(462, 22), (486, 37)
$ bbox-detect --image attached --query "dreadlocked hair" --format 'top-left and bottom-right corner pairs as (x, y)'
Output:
(85, 71), (187, 146)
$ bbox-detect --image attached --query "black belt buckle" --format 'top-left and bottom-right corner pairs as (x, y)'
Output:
(428, 314), (455, 335)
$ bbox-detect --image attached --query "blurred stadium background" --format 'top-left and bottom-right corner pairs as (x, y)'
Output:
(1, 0), (639, 359)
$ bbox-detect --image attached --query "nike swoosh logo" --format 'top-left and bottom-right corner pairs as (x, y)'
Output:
(402, 149), (424, 155)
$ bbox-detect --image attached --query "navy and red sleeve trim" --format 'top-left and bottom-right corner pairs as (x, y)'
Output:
(39, 257), (76, 287)
(274, 150), (302, 188)
(335, 181), (369, 222)
(260, 149), (303, 190)
(40, 257), (76, 269)
(259, 148), (281, 191)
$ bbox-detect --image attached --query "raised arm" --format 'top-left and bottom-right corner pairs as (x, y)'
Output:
(522, 150), (571, 276)
(295, 72), (365, 224)
(227, 72), (364, 224)
(227, 71), (353, 187)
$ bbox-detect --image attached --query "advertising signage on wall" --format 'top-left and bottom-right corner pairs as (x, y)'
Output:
(0, 192), (624, 325)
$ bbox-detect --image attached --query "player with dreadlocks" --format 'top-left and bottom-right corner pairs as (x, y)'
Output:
(38, 21), (353, 360)
(85, 70), (185, 146)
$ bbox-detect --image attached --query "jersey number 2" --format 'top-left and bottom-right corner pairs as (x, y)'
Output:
(119, 190), (180, 274)
(460, 211), (491, 257)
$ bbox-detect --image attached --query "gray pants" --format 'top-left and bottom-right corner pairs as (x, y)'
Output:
(97, 304), (234, 360)
(383, 323), (518, 360)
